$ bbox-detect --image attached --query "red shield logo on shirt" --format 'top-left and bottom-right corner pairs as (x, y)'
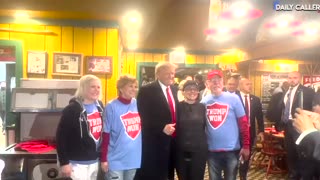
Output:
(120, 111), (141, 140)
(206, 102), (229, 129)
(87, 111), (102, 141)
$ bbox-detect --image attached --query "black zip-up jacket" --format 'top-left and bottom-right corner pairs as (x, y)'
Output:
(56, 97), (104, 166)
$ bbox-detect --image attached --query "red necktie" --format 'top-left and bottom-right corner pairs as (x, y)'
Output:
(166, 86), (176, 124)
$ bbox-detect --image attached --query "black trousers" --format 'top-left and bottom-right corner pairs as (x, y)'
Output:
(176, 150), (207, 180)
(284, 122), (301, 180)
(168, 138), (176, 180)
(239, 131), (255, 180)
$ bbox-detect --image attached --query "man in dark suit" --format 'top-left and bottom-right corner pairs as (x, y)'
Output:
(266, 81), (289, 131)
(135, 62), (178, 180)
(277, 71), (315, 180)
(225, 75), (241, 94)
(237, 78), (264, 180)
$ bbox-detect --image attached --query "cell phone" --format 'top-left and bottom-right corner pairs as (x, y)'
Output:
(299, 90), (303, 109)
(239, 155), (244, 164)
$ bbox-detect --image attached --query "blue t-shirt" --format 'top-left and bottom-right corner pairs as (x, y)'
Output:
(103, 98), (142, 171)
(201, 92), (245, 151)
(84, 103), (102, 146)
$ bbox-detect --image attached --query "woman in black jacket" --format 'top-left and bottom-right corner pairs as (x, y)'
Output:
(56, 74), (104, 180)
(176, 80), (208, 180)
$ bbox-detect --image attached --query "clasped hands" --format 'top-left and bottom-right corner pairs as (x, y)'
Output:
(293, 108), (320, 133)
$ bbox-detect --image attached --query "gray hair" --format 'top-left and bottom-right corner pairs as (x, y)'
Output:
(155, 62), (177, 76)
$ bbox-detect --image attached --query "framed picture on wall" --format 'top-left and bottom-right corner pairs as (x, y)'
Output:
(52, 52), (83, 76)
(27, 51), (47, 74)
(86, 56), (112, 74)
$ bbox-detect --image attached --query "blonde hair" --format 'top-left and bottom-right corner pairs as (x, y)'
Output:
(117, 74), (138, 95)
(75, 74), (101, 100)
(155, 62), (177, 76)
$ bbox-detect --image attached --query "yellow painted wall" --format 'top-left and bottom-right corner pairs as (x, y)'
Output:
(0, 23), (119, 103)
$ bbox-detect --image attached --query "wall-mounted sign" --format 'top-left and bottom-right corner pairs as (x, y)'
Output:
(86, 56), (112, 75)
(0, 45), (16, 61)
(169, 51), (186, 64)
(303, 75), (320, 91)
(52, 52), (83, 77)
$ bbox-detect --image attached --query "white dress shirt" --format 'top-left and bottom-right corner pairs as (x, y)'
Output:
(283, 84), (299, 120)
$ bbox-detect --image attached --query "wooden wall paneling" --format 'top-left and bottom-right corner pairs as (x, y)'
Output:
(93, 28), (107, 56)
(185, 54), (196, 64)
(144, 53), (153, 63)
(45, 26), (62, 79)
(208, 55), (215, 64)
(122, 53), (127, 74)
(74, 27), (93, 77)
(196, 55), (205, 64)
(0, 24), (9, 39)
(134, 53), (144, 64)
(106, 28), (119, 101)
(153, 54), (163, 62)
(9, 24), (31, 78)
(126, 52), (135, 76)
(93, 27), (107, 103)
(24, 25), (46, 79)
(61, 26), (74, 52)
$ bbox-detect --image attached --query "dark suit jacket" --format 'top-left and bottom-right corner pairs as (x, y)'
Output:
(277, 85), (315, 136)
(266, 91), (284, 131)
(298, 131), (320, 162)
(236, 92), (264, 146)
(135, 80), (178, 180)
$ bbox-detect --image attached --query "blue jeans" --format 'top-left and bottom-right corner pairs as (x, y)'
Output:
(106, 169), (137, 180)
(207, 151), (239, 180)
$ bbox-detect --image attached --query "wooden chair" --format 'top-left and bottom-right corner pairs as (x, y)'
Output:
(261, 132), (287, 179)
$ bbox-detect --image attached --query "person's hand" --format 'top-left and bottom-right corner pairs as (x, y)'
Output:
(61, 164), (72, 177)
(101, 162), (108, 173)
(163, 123), (176, 135)
(257, 132), (264, 142)
(239, 148), (250, 161)
(293, 108), (319, 133)
(313, 105), (320, 114)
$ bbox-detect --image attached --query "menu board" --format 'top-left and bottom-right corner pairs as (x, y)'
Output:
(261, 74), (288, 114)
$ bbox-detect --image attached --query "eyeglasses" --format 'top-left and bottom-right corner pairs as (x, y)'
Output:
(184, 87), (199, 92)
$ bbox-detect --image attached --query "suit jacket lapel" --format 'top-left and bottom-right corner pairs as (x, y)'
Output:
(154, 80), (170, 111)
(292, 84), (302, 107)
(236, 91), (245, 108)
(249, 96), (254, 119)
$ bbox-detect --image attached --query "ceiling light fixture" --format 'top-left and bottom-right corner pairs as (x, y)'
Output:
(15, 11), (29, 19)
(122, 10), (142, 30)
(219, 1), (262, 21)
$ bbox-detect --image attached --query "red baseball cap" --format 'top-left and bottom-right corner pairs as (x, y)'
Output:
(207, 70), (223, 80)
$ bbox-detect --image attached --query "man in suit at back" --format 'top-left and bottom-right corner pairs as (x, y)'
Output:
(266, 81), (289, 131)
(225, 75), (240, 94)
(135, 62), (178, 180)
(237, 78), (264, 180)
(278, 71), (315, 180)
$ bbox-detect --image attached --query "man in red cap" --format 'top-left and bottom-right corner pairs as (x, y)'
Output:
(200, 70), (250, 180)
